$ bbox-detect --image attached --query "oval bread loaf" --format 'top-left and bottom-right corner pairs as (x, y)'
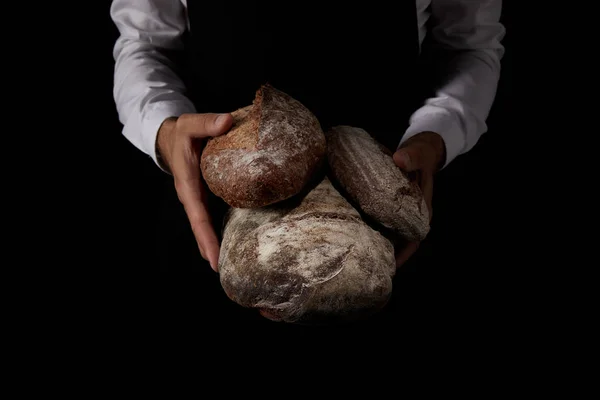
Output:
(326, 125), (430, 241)
(200, 84), (326, 208)
(218, 177), (396, 324)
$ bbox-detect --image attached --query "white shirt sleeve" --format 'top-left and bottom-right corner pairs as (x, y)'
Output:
(401, 0), (506, 168)
(111, 0), (195, 168)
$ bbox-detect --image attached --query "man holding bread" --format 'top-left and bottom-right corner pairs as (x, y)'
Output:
(111, 0), (505, 274)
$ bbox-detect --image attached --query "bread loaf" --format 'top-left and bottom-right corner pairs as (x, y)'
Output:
(218, 177), (396, 324)
(200, 84), (326, 208)
(326, 125), (430, 241)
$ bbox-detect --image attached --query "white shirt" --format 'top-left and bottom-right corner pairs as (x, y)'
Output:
(111, 0), (505, 169)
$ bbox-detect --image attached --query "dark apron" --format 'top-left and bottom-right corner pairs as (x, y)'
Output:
(183, 1), (420, 152)
(150, 3), (423, 315)
(127, 3), (502, 327)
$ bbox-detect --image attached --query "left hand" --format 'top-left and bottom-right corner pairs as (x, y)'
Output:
(392, 131), (446, 268)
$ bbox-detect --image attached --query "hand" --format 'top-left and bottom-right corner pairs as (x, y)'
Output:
(157, 113), (233, 271)
(392, 131), (446, 268)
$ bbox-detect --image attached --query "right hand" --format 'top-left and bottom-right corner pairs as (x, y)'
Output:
(157, 113), (234, 271)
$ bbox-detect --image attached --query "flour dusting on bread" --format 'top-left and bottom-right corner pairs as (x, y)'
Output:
(218, 177), (396, 324)
(201, 85), (326, 208)
(326, 125), (430, 241)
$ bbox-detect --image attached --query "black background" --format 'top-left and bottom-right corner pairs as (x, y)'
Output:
(87, 1), (517, 336)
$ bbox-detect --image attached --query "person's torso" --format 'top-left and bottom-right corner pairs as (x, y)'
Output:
(183, 1), (422, 150)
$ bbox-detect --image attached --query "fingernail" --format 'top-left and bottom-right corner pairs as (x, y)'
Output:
(215, 114), (229, 125)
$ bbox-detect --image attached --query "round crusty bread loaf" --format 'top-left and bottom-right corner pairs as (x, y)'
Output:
(218, 177), (396, 324)
(326, 125), (430, 241)
(200, 84), (326, 208)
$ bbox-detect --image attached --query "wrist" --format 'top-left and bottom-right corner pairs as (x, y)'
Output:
(156, 117), (178, 173)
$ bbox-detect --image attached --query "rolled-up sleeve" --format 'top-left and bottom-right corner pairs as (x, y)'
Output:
(111, 0), (196, 168)
(401, 0), (506, 168)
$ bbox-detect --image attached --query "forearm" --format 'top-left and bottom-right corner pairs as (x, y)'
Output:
(401, 0), (505, 168)
(111, 0), (195, 168)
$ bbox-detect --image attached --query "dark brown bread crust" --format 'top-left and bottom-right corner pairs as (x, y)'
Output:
(201, 84), (326, 208)
(326, 125), (430, 241)
(218, 177), (396, 324)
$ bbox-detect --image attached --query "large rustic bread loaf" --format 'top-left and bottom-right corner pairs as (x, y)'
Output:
(326, 125), (430, 241)
(200, 84), (326, 208)
(218, 176), (396, 324)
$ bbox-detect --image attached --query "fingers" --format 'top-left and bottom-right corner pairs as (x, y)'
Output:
(176, 175), (220, 271)
(176, 181), (220, 271)
(259, 309), (281, 321)
(395, 241), (420, 268)
(176, 113), (233, 138)
(169, 113), (232, 271)
(420, 171), (434, 221)
(393, 136), (436, 219)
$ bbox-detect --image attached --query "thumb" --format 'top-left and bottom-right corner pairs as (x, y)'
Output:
(393, 146), (424, 172)
(177, 113), (234, 138)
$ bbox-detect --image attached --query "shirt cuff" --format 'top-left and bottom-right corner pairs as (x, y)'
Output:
(140, 99), (197, 172)
(399, 109), (465, 169)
